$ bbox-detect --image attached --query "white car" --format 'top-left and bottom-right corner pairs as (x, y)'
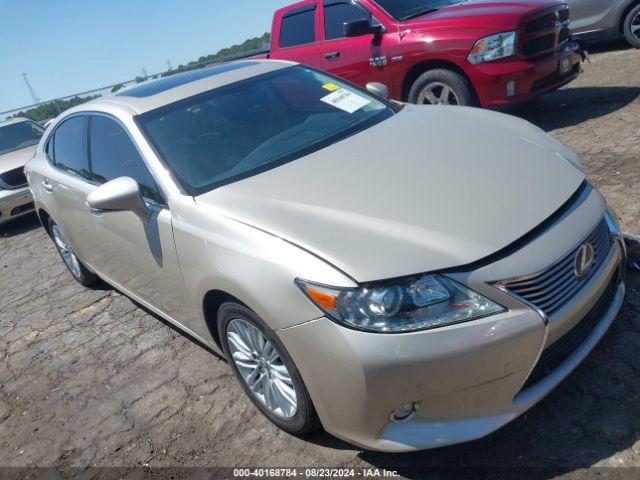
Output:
(0, 117), (43, 225)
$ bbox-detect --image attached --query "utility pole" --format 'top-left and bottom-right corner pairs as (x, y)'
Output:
(22, 73), (40, 104)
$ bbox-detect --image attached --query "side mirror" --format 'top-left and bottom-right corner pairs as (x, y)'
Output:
(344, 18), (383, 37)
(86, 176), (151, 222)
(366, 82), (389, 99)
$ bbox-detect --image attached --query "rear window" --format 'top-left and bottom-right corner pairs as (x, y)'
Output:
(137, 66), (394, 195)
(0, 120), (44, 155)
(280, 8), (316, 48)
(52, 116), (90, 178)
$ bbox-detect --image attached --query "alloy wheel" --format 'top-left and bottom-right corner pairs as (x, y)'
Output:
(417, 82), (459, 105)
(226, 318), (298, 419)
(632, 12), (640, 40)
(51, 224), (82, 279)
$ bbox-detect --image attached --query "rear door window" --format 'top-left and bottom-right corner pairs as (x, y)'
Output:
(52, 116), (90, 178)
(280, 6), (316, 48)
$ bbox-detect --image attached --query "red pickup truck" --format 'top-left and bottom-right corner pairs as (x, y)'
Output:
(262, 0), (582, 107)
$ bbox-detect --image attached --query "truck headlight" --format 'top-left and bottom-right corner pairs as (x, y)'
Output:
(296, 275), (505, 333)
(468, 31), (517, 64)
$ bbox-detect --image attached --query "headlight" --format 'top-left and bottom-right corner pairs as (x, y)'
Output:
(468, 31), (517, 64)
(296, 275), (506, 333)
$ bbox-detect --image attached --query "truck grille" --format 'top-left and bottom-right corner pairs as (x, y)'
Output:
(0, 167), (28, 189)
(502, 218), (612, 318)
(521, 275), (619, 390)
(521, 5), (571, 57)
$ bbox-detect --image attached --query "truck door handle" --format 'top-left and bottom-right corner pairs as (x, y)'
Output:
(324, 51), (341, 60)
(41, 180), (53, 192)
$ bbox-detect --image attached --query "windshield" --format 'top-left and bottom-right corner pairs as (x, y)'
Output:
(137, 66), (395, 195)
(0, 120), (45, 155)
(372, 0), (464, 20)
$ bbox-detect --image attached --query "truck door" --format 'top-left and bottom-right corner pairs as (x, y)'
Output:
(270, 3), (324, 68)
(319, 0), (393, 89)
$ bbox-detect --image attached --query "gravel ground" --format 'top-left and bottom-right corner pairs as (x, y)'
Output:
(1, 41), (639, 479)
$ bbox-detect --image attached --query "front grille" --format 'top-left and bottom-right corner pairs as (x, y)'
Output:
(0, 167), (28, 189)
(503, 219), (612, 318)
(521, 276), (619, 390)
(522, 35), (555, 56)
(521, 6), (571, 57)
(524, 12), (556, 34)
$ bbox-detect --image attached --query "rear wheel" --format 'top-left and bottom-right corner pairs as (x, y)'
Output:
(49, 219), (97, 287)
(408, 69), (477, 106)
(623, 4), (640, 48)
(218, 303), (320, 435)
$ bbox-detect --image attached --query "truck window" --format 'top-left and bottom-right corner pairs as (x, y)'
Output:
(324, 2), (371, 40)
(280, 7), (316, 48)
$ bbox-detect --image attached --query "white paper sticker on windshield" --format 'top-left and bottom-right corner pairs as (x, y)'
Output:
(320, 88), (371, 114)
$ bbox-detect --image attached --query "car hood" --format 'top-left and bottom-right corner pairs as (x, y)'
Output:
(195, 106), (584, 282)
(404, 0), (562, 31)
(0, 145), (37, 173)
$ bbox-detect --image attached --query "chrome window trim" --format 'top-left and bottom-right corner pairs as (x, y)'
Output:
(43, 112), (92, 181)
(44, 111), (169, 208)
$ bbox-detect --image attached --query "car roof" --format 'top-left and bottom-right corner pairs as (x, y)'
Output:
(74, 60), (297, 117)
(0, 117), (35, 127)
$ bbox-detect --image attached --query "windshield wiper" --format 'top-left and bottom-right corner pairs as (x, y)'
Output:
(401, 8), (441, 20)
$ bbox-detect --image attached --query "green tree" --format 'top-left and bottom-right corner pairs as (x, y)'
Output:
(162, 32), (270, 78)
(13, 95), (100, 122)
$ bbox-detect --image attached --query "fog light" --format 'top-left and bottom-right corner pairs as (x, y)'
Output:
(506, 81), (516, 97)
(389, 402), (419, 423)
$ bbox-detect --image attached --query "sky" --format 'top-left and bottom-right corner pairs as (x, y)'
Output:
(0, 0), (293, 112)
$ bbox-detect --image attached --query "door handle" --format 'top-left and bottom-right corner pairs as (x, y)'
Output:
(324, 51), (341, 60)
(41, 180), (53, 192)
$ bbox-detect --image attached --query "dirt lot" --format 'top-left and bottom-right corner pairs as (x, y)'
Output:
(1, 42), (639, 478)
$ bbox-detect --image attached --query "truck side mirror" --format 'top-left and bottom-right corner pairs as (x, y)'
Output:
(366, 82), (389, 99)
(344, 18), (383, 37)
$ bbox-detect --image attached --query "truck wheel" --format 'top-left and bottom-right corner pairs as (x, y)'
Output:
(408, 69), (477, 106)
(623, 4), (640, 48)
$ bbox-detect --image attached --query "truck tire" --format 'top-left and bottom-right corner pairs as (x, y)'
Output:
(408, 69), (478, 106)
(623, 4), (640, 48)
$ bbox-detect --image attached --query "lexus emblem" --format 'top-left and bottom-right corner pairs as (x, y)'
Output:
(574, 243), (595, 278)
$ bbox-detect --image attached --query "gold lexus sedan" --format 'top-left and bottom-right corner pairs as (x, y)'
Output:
(26, 60), (626, 452)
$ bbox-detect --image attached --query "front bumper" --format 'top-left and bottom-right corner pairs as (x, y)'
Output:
(471, 42), (582, 108)
(278, 186), (624, 452)
(0, 186), (34, 225)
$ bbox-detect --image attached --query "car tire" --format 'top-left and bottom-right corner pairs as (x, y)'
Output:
(623, 4), (640, 48)
(408, 69), (478, 106)
(49, 219), (98, 287)
(218, 302), (320, 436)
